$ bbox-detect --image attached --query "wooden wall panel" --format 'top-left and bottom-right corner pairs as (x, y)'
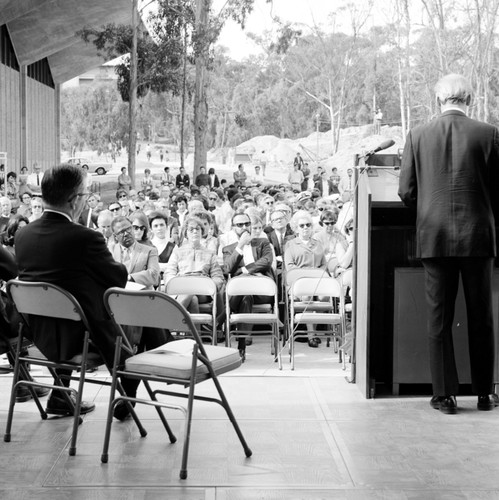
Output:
(0, 63), (21, 171)
(26, 77), (56, 171)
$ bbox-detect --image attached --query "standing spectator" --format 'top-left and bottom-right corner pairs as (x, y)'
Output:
(176, 166), (190, 189)
(26, 163), (44, 195)
(339, 168), (354, 196)
(250, 165), (264, 185)
(141, 168), (154, 191)
(208, 167), (220, 188)
(195, 166), (210, 187)
(146, 143), (152, 161)
(398, 73), (499, 414)
(117, 167), (132, 191)
(288, 163), (304, 192)
(233, 164), (247, 188)
(159, 148), (164, 162)
(301, 162), (311, 191)
(161, 166), (174, 186)
(293, 152), (304, 170)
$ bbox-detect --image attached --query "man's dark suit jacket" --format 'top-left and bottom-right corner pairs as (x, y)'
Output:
(15, 211), (127, 363)
(175, 174), (190, 189)
(78, 208), (98, 229)
(314, 179), (333, 196)
(222, 238), (274, 279)
(399, 110), (499, 258)
(263, 225), (295, 258)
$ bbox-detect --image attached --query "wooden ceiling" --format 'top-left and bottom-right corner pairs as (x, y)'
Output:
(0, 0), (133, 84)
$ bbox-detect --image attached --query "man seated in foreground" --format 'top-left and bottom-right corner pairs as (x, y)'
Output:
(14, 165), (137, 418)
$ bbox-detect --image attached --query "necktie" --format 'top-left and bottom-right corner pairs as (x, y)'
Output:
(36, 174), (40, 185)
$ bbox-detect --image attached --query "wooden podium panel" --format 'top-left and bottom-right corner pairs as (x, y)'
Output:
(393, 268), (499, 393)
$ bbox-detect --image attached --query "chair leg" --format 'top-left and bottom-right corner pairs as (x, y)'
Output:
(210, 373), (252, 459)
(4, 341), (22, 443)
(143, 380), (176, 443)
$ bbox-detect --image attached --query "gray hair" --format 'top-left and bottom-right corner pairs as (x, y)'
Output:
(434, 74), (472, 105)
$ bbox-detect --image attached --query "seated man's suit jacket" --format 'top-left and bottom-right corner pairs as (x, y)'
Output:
(15, 211), (127, 364)
(112, 241), (160, 290)
(222, 237), (274, 279)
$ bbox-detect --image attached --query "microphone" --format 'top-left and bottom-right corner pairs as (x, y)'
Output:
(365, 139), (395, 157)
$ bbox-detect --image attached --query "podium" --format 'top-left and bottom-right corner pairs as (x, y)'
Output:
(352, 162), (499, 398)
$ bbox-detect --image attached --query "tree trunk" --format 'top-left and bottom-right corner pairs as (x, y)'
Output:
(128, 0), (138, 189)
(193, 0), (210, 181)
(180, 21), (188, 170)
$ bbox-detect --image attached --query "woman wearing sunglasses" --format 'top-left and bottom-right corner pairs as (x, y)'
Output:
(284, 210), (327, 348)
(284, 210), (326, 272)
(129, 211), (153, 247)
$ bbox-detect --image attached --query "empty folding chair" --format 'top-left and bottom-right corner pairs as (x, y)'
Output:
(102, 287), (252, 479)
(288, 276), (344, 370)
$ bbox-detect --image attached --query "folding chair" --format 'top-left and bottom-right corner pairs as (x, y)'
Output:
(4, 280), (114, 456)
(102, 288), (252, 480)
(288, 276), (344, 370)
(225, 275), (281, 368)
(283, 268), (331, 345)
(165, 275), (218, 344)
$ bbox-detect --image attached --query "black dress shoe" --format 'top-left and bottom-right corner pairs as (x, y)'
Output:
(16, 385), (50, 403)
(438, 396), (457, 415)
(113, 401), (136, 421)
(46, 393), (95, 416)
(430, 395), (445, 410)
(477, 395), (495, 411)
(307, 338), (320, 348)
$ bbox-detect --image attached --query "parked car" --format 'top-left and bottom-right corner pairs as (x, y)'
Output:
(66, 157), (111, 175)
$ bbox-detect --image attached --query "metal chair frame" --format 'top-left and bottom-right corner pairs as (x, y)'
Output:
(224, 275), (282, 369)
(102, 288), (252, 480)
(165, 275), (218, 344)
(3, 280), (131, 456)
(288, 276), (345, 370)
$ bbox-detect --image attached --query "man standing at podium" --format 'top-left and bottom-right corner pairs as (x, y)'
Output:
(398, 73), (499, 414)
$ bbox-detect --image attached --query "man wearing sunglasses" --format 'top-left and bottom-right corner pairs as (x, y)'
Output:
(222, 212), (274, 360)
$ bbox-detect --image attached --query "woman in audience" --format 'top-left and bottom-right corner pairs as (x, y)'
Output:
(28, 196), (43, 222)
(3, 214), (29, 257)
(165, 215), (224, 313)
(130, 211), (153, 247)
(284, 210), (327, 348)
(284, 210), (326, 271)
(313, 208), (347, 275)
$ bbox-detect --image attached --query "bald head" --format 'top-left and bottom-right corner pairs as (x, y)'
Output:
(435, 74), (472, 107)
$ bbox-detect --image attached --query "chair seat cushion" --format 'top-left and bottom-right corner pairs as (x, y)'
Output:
(294, 313), (341, 324)
(124, 339), (241, 380)
(229, 313), (278, 324)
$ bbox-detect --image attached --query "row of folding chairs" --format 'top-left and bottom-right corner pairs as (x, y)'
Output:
(3, 279), (252, 480)
(164, 271), (350, 370)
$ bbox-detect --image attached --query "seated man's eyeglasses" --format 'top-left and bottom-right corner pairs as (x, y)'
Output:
(115, 226), (133, 237)
(234, 222), (251, 228)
